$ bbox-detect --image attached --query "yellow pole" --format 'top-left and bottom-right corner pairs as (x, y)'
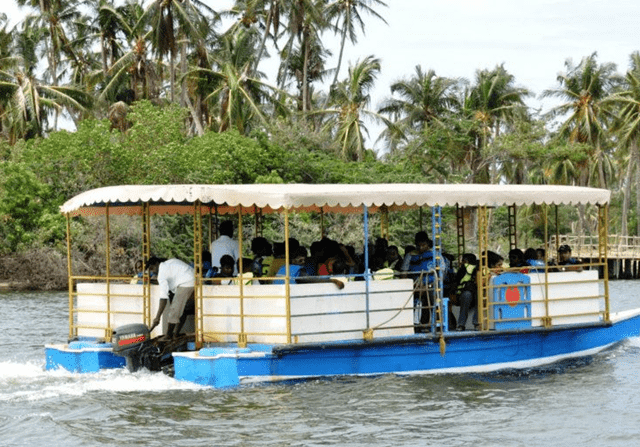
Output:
(477, 206), (489, 331)
(66, 214), (75, 340)
(193, 201), (204, 349)
(238, 210), (247, 347)
(543, 204), (551, 328)
(105, 203), (112, 340)
(284, 208), (291, 343)
(142, 203), (151, 327)
(600, 204), (611, 322)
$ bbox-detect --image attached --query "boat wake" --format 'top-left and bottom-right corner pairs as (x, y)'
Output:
(0, 360), (203, 403)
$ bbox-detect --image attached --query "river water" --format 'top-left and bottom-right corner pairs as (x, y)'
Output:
(1, 281), (640, 446)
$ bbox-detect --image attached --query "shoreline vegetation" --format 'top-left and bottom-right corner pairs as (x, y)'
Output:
(2, 2), (640, 289)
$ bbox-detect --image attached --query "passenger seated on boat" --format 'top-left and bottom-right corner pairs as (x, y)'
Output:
(211, 255), (236, 285)
(557, 244), (582, 271)
(370, 237), (389, 271)
(524, 248), (545, 272)
(266, 238), (299, 279)
(508, 248), (529, 273)
(384, 245), (404, 272)
(317, 238), (356, 276)
(274, 247), (344, 289)
(331, 258), (351, 283)
(130, 259), (144, 284)
(476, 251), (504, 330)
(452, 253), (478, 331)
(250, 236), (273, 283)
(202, 250), (216, 278)
(147, 256), (195, 340)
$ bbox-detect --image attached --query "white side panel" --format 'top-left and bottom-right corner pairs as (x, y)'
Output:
(76, 283), (159, 338)
(200, 279), (415, 344)
(528, 270), (602, 326)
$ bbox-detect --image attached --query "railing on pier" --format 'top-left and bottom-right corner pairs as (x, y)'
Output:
(550, 234), (640, 259)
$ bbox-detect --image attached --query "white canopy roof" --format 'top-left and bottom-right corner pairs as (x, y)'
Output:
(60, 183), (611, 216)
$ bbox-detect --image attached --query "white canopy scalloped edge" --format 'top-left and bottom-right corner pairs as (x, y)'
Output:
(60, 183), (611, 216)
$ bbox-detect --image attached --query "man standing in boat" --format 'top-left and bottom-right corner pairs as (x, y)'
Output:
(210, 220), (240, 275)
(402, 231), (437, 331)
(147, 257), (195, 340)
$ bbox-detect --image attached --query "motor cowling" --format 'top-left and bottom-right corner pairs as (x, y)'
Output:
(112, 324), (151, 354)
(111, 324), (188, 374)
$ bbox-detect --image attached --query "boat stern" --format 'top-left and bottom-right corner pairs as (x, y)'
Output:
(45, 340), (125, 373)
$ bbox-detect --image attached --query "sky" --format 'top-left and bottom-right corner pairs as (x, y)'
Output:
(2, 0), (639, 151)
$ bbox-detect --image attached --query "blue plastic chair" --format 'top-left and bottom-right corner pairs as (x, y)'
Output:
(491, 272), (531, 330)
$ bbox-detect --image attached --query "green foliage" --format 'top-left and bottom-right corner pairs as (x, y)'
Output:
(182, 130), (286, 184)
(0, 162), (61, 253)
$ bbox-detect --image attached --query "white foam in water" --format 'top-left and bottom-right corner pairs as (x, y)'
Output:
(0, 360), (47, 380)
(0, 361), (203, 403)
(624, 335), (640, 348)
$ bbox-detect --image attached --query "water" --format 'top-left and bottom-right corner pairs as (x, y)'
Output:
(2, 282), (640, 446)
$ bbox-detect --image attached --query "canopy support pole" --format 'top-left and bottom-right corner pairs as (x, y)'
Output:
(599, 204), (610, 322)
(66, 214), (75, 340)
(194, 201), (204, 349)
(508, 204), (517, 250)
(282, 208), (292, 343)
(105, 203), (112, 341)
(142, 203), (151, 328)
(456, 204), (465, 262)
(238, 210), (247, 347)
(477, 206), (490, 331)
(363, 205), (371, 330)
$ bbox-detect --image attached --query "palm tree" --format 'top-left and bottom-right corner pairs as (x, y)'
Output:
(286, 29), (331, 113)
(188, 28), (286, 134)
(317, 55), (384, 161)
(277, 0), (328, 109)
(17, 0), (82, 130)
(463, 64), (530, 182)
(0, 59), (92, 143)
(325, 0), (387, 91)
(541, 53), (620, 188)
(605, 52), (640, 236)
(142, 0), (216, 103)
(378, 66), (461, 151)
(98, 3), (158, 104)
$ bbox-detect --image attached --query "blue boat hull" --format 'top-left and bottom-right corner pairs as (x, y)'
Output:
(173, 310), (640, 387)
(44, 311), (640, 385)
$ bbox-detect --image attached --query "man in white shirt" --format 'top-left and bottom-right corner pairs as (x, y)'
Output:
(210, 220), (240, 274)
(147, 257), (195, 340)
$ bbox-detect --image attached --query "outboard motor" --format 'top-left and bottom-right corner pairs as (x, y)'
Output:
(112, 324), (190, 375)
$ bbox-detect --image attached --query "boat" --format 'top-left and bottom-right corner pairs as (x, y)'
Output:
(45, 183), (640, 388)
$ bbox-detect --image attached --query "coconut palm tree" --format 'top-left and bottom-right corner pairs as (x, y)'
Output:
(0, 58), (92, 143)
(17, 0), (82, 130)
(187, 28), (286, 134)
(541, 53), (620, 188)
(605, 52), (640, 236)
(317, 55), (385, 161)
(276, 0), (327, 102)
(463, 64), (530, 182)
(141, 0), (217, 103)
(98, 2), (158, 104)
(378, 66), (462, 151)
(325, 0), (387, 91)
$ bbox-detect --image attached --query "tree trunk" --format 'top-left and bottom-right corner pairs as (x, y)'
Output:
(635, 141), (640, 237)
(302, 27), (310, 112)
(621, 154), (633, 237)
(254, 2), (274, 74)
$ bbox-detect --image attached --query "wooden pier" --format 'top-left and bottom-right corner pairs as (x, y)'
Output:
(551, 235), (640, 279)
